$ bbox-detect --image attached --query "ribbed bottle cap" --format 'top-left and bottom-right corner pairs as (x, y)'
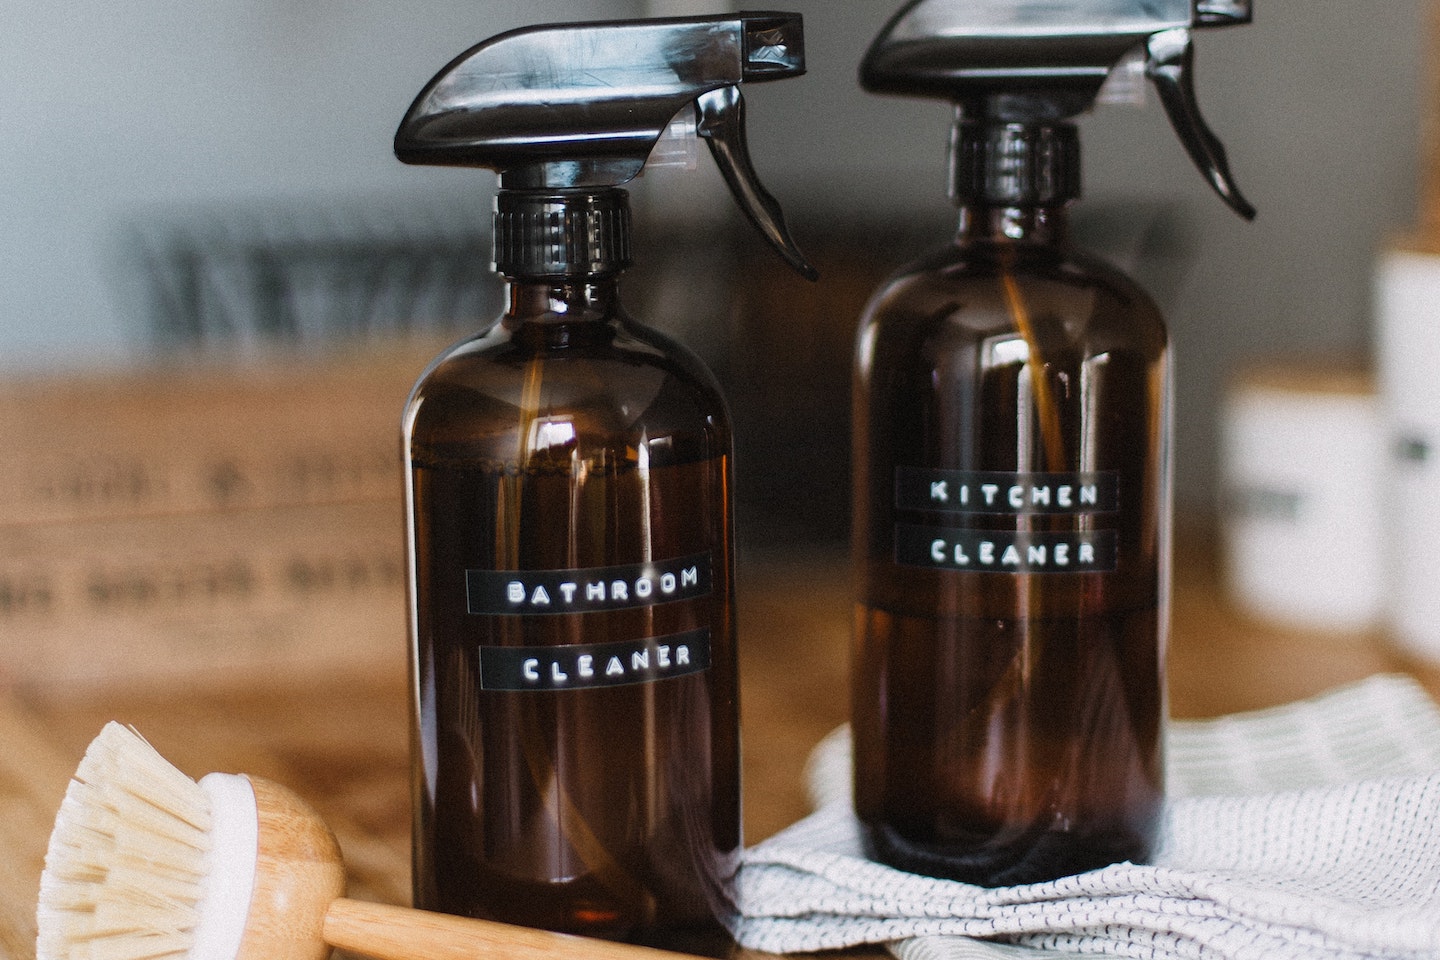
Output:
(493, 190), (633, 278)
(950, 122), (1081, 207)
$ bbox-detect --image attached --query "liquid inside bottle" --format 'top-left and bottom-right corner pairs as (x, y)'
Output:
(405, 282), (740, 955)
(851, 203), (1168, 886)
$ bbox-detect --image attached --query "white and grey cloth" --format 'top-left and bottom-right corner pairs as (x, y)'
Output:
(733, 675), (1440, 960)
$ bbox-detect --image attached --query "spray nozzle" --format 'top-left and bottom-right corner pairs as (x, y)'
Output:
(395, 12), (816, 279)
(861, 0), (1256, 219)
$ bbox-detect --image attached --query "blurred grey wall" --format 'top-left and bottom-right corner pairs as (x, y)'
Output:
(0, 0), (1431, 514)
(0, 0), (621, 369)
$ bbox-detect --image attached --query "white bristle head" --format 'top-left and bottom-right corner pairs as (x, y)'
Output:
(36, 723), (216, 960)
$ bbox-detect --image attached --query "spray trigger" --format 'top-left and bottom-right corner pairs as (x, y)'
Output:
(696, 86), (818, 282)
(1145, 29), (1256, 220)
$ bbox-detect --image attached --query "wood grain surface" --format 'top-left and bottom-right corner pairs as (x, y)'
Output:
(1, 531), (1429, 960)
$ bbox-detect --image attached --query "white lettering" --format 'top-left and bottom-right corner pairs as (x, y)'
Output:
(1030, 486), (1051, 507)
(981, 484), (1000, 505)
(1080, 485), (1099, 506)
(489, 558), (710, 615)
(1008, 485), (1025, 509)
(1057, 486), (1073, 508)
(493, 635), (712, 690)
(930, 480), (949, 503)
(904, 528), (1106, 571)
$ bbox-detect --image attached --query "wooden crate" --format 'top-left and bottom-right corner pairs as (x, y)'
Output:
(0, 342), (446, 696)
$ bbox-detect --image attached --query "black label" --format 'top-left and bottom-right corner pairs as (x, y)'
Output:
(896, 468), (1119, 515)
(897, 524), (1118, 573)
(467, 553), (711, 616)
(478, 629), (711, 691)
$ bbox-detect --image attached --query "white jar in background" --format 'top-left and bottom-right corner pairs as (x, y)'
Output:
(1377, 242), (1440, 663)
(1220, 360), (1384, 632)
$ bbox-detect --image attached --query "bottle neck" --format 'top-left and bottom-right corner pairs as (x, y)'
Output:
(956, 204), (1070, 247)
(506, 277), (623, 325)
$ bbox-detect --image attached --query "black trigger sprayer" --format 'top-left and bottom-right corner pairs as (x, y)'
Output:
(849, 1), (1256, 887)
(395, 12), (817, 279)
(861, 0), (1256, 219)
(396, 13), (811, 952)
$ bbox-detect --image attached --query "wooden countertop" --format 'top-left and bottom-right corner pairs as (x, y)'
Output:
(1, 530), (1431, 960)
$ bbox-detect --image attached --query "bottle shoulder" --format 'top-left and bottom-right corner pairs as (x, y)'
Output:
(405, 316), (730, 467)
(858, 240), (1167, 361)
(412, 316), (719, 388)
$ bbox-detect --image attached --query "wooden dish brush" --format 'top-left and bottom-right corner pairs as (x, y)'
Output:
(36, 722), (711, 960)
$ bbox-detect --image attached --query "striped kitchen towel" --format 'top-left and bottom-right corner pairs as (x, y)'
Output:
(734, 674), (1440, 960)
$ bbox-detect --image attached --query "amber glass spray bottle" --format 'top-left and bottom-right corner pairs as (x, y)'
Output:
(851, 0), (1256, 886)
(393, 13), (815, 954)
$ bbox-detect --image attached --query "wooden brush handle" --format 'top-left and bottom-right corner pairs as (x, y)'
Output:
(242, 776), (710, 960)
(322, 898), (707, 960)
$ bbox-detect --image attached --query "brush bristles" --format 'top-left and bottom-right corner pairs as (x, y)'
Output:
(37, 723), (213, 960)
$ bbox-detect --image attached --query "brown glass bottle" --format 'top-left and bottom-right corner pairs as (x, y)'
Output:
(851, 122), (1168, 887)
(404, 192), (739, 955)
